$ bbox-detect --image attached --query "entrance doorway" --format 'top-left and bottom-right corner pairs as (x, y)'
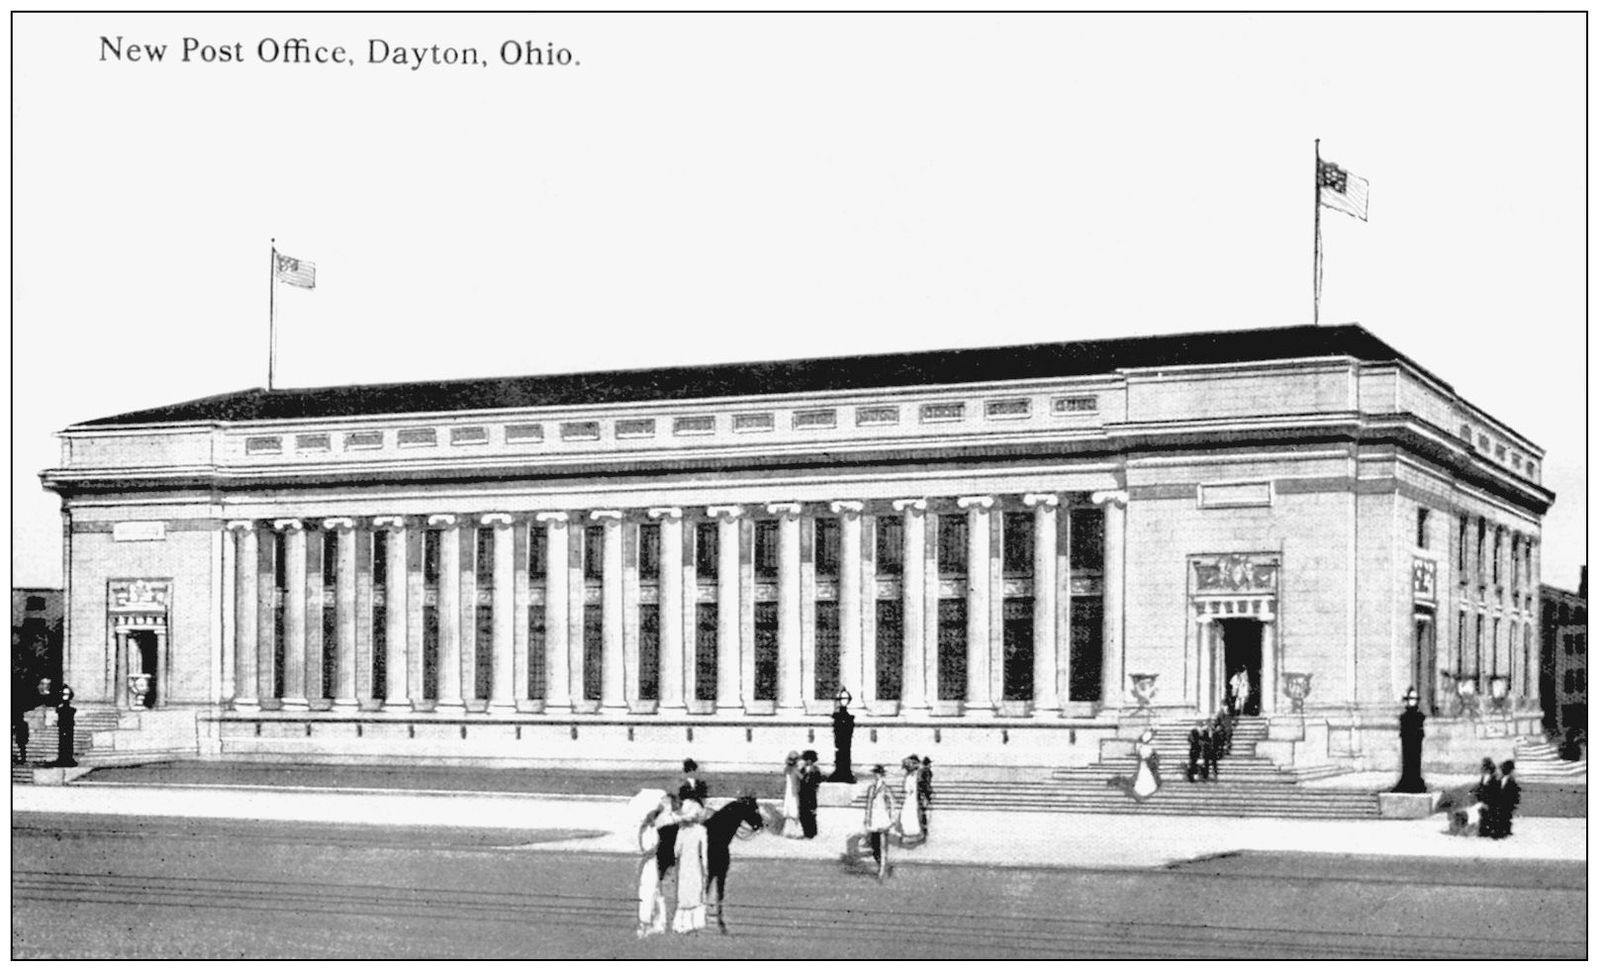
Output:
(1414, 613), (1437, 715)
(1221, 619), (1263, 716)
(130, 630), (158, 708)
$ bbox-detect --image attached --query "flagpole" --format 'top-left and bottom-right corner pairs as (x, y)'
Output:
(268, 238), (277, 391)
(1313, 138), (1322, 325)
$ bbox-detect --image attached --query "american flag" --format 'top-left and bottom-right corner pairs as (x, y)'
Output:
(1318, 159), (1369, 222)
(274, 252), (316, 289)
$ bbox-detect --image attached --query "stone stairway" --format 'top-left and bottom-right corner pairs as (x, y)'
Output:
(1514, 738), (1587, 781)
(924, 719), (1380, 819)
(11, 709), (149, 783)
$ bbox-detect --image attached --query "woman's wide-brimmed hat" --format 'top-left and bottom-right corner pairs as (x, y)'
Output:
(871, 764), (886, 775)
(785, 750), (800, 763)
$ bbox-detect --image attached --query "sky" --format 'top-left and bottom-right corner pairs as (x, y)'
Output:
(9, 11), (1587, 589)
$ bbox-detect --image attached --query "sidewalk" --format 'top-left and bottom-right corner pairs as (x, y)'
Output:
(14, 781), (1584, 870)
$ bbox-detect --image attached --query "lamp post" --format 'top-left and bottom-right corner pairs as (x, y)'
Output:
(829, 685), (857, 783)
(1390, 687), (1427, 794)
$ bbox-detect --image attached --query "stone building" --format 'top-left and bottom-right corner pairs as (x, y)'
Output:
(39, 324), (1552, 771)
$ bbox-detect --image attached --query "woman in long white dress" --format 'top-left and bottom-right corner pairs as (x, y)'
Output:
(672, 799), (709, 934)
(780, 751), (804, 838)
(635, 794), (676, 938)
(897, 757), (923, 845)
(1109, 729), (1161, 802)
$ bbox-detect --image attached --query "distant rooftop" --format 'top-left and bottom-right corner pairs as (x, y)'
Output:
(76, 323), (1422, 428)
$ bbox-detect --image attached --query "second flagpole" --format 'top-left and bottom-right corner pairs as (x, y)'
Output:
(268, 238), (277, 391)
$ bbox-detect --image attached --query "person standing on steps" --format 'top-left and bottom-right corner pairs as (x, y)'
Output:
(896, 755), (923, 846)
(1187, 720), (1208, 782)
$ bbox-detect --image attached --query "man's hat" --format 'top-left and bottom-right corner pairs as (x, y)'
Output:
(871, 764), (886, 775)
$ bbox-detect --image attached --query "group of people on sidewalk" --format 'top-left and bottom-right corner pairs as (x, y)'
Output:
(635, 749), (939, 936)
(1450, 758), (1522, 839)
(857, 755), (933, 880)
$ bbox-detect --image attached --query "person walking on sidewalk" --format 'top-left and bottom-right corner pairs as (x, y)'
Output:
(672, 798), (710, 934)
(636, 794), (678, 938)
(863, 765), (896, 880)
(917, 757), (934, 835)
(780, 751), (805, 839)
(1490, 760), (1522, 840)
(797, 750), (822, 839)
(896, 755), (924, 846)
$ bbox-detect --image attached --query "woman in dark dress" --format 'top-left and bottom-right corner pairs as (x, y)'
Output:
(796, 749), (822, 839)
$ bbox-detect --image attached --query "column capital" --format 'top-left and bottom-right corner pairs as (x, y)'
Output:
(322, 517), (357, 530)
(225, 519), (256, 532)
(647, 507), (684, 521)
(707, 504), (745, 522)
(1091, 490), (1129, 509)
(588, 510), (625, 523)
(480, 512), (515, 527)
(892, 498), (929, 515)
(765, 502), (804, 520)
(372, 515), (407, 530)
(957, 495), (996, 511)
(272, 518), (305, 532)
(829, 500), (865, 518)
(535, 511), (572, 527)
(426, 514), (458, 527)
(1023, 493), (1062, 510)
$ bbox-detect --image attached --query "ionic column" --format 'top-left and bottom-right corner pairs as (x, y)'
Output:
(482, 513), (517, 713)
(430, 515), (464, 709)
(649, 508), (686, 709)
(894, 499), (929, 712)
(256, 526), (276, 703)
(536, 512), (573, 711)
(274, 520), (309, 710)
(375, 515), (410, 710)
(1092, 490), (1128, 709)
(831, 501), (865, 708)
(227, 522), (260, 711)
(1025, 494), (1061, 713)
(958, 496), (995, 710)
(590, 510), (626, 712)
(324, 518), (359, 710)
(406, 522), (427, 711)
(709, 505), (744, 711)
(767, 503), (804, 712)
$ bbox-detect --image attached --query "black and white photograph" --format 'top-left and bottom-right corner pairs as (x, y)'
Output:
(9, 9), (1586, 960)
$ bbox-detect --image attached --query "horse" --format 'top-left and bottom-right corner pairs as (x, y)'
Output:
(702, 794), (764, 934)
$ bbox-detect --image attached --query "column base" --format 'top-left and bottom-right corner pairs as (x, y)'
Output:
(231, 699), (261, 713)
(279, 698), (310, 711)
(487, 702), (518, 716)
(434, 700), (468, 714)
(330, 699), (360, 712)
(381, 700), (411, 712)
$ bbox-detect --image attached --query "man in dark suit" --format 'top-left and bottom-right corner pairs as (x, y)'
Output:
(1187, 721), (1207, 782)
(1209, 711), (1231, 776)
(1491, 760), (1521, 839)
(796, 750), (822, 839)
(677, 758), (708, 805)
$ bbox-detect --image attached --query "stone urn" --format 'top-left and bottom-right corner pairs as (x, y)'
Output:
(1282, 672), (1312, 714)
(1129, 673), (1158, 709)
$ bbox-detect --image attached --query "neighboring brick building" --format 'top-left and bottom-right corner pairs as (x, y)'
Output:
(39, 324), (1553, 770)
(1540, 571), (1587, 735)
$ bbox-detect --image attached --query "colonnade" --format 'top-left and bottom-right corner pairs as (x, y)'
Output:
(225, 491), (1127, 716)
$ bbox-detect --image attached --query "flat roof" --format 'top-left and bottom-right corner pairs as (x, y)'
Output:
(76, 323), (1424, 428)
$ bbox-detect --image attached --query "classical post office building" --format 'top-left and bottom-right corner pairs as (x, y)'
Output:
(42, 324), (1552, 771)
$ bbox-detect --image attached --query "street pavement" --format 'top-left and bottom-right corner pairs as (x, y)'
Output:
(11, 813), (1586, 959)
